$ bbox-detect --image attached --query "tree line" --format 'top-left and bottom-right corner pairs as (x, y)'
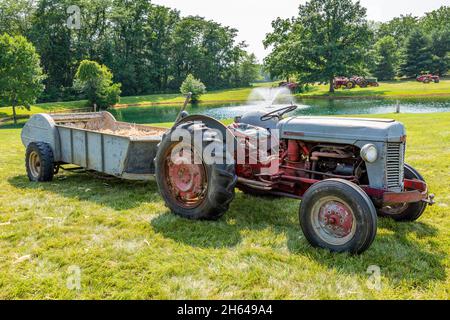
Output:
(0, 0), (260, 102)
(264, 0), (449, 92)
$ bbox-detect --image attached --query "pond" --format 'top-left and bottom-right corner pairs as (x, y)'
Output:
(110, 97), (450, 124)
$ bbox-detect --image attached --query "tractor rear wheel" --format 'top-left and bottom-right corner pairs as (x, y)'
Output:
(26, 142), (55, 182)
(155, 122), (237, 220)
(299, 179), (377, 254)
(378, 164), (427, 221)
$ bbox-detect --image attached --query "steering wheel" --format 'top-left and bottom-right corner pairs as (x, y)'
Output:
(260, 105), (298, 122)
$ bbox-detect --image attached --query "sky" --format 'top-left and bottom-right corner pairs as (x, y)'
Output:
(152, 0), (449, 62)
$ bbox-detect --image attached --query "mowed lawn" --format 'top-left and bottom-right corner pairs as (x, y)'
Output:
(0, 113), (449, 299)
(299, 79), (450, 98)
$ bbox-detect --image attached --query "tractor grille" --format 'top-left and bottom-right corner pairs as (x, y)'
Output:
(386, 143), (405, 191)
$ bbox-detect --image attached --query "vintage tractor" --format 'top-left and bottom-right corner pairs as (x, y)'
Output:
(279, 81), (299, 93)
(416, 74), (440, 83)
(155, 105), (435, 254)
(333, 77), (354, 89)
(350, 76), (379, 88)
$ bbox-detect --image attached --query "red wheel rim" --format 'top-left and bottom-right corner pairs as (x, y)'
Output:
(311, 196), (356, 245)
(164, 143), (207, 209)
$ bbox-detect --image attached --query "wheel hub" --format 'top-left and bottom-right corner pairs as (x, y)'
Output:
(319, 201), (354, 238)
(165, 147), (207, 208)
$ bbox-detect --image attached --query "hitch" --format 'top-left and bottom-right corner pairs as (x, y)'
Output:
(423, 193), (435, 206)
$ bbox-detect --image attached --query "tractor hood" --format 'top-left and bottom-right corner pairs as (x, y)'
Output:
(277, 116), (406, 143)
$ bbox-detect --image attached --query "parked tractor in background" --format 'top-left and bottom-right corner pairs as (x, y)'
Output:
(416, 74), (440, 83)
(333, 76), (379, 90)
(333, 77), (354, 89)
(350, 76), (379, 88)
(279, 81), (299, 93)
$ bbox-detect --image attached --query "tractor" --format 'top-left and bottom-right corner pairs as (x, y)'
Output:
(416, 74), (440, 83)
(155, 104), (434, 254)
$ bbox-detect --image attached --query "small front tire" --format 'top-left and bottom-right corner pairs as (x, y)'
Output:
(299, 179), (377, 254)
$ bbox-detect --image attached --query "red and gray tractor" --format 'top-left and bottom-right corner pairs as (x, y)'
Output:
(155, 105), (434, 254)
(416, 74), (440, 83)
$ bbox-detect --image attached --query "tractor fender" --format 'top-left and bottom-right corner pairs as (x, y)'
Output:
(174, 114), (237, 145)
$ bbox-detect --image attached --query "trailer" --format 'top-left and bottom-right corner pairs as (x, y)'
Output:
(21, 111), (167, 182)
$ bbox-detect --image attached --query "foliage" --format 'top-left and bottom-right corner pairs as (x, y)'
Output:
(74, 60), (121, 109)
(0, 0), (259, 101)
(400, 29), (433, 77)
(180, 74), (206, 102)
(372, 36), (400, 80)
(0, 33), (45, 124)
(264, 0), (372, 92)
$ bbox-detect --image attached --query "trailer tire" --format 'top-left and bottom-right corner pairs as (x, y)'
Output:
(378, 164), (427, 221)
(155, 122), (237, 220)
(25, 142), (54, 182)
(299, 179), (377, 254)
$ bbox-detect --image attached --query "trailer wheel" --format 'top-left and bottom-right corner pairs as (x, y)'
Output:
(155, 122), (237, 220)
(299, 179), (377, 254)
(26, 142), (55, 182)
(378, 164), (427, 221)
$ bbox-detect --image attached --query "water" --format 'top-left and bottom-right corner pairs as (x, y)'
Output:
(110, 96), (450, 125)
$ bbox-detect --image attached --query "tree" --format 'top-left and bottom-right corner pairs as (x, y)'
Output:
(400, 29), (433, 77)
(429, 30), (450, 76)
(372, 36), (399, 80)
(74, 60), (121, 109)
(421, 6), (450, 34)
(0, 34), (45, 124)
(265, 0), (372, 92)
(377, 15), (419, 47)
(180, 74), (206, 102)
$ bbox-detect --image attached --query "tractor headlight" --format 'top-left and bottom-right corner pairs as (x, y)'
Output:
(360, 144), (378, 163)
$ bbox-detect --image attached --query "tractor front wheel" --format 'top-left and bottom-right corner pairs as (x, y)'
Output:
(299, 179), (377, 254)
(155, 122), (237, 220)
(346, 81), (355, 89)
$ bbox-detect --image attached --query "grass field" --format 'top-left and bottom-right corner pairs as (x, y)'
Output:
(299, 79), (450, 98)
(1, 80), (449, 125)
(0, 112), (449, 299)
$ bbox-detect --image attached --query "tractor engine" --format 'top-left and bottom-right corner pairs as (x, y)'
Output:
(229, 122), (366, 197)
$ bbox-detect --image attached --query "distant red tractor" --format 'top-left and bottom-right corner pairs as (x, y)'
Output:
(279, 81), (299, 93)
(416, 74), (440, 83)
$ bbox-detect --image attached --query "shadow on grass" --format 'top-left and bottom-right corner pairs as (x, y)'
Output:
(153, 192), (445, 286)
(8, 173), (161, 211)
(285, 216), (446, 286)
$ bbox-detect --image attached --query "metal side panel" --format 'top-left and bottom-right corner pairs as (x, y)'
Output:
(58, 127), (73, 164)
(103, 135), (130, 176)
(72, 130), (87, 167)
(86, 132), (103, 172)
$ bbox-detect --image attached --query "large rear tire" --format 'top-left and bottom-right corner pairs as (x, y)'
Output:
(25, 142), (54, 182)
(299, 179), (377, 254)
(378, 164), (427, 221)
(155, 122), (237, 220)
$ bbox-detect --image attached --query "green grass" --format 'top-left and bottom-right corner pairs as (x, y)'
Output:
(0, 112), (449, 299)
(299, 79), (450, 98)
